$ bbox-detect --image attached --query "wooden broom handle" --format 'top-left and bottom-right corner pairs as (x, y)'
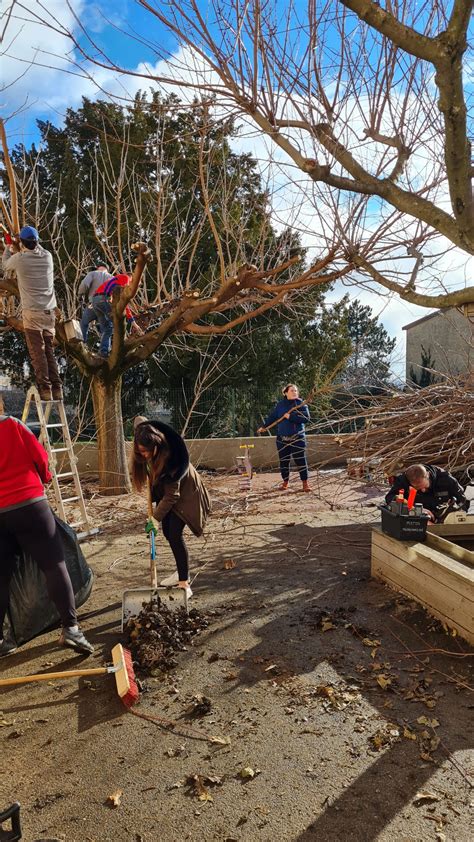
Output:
(0, 666), (110, 687)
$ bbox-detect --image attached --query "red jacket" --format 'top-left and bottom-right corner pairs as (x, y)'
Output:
(95, 274), (134, 321)
(0, 416), (51, 509)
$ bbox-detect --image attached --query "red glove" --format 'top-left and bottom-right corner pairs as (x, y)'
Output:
(3, 232), (12, 245)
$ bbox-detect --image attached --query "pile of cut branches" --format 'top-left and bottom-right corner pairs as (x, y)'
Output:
(336, 380), (474, 476)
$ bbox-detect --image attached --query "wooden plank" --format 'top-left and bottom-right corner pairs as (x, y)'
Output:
(371, 548), (473, 643)
(372, 529), (474, 592)
(373, 560), (473, 644)
(371, 545), (473, 617)
(426, 532), (474, 567)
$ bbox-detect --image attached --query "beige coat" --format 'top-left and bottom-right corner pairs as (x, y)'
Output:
(152, 463), (211, 536)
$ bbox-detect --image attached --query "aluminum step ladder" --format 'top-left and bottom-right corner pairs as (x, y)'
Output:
(21, 386), (98, 540)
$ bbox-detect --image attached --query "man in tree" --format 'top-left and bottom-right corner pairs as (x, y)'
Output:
(78, 263), (113, 342)
(2, 226), (63, 402)
(92, 273), (140, 357)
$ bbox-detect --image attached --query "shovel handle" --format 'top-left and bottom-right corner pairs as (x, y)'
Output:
(0, 666), (110, 687)
(147, 477), (158, 588)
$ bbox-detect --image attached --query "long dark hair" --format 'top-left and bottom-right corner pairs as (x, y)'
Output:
(130, 424), (170, 491)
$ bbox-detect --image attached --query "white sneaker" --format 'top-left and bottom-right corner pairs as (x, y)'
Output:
(160, 571), (179, 587)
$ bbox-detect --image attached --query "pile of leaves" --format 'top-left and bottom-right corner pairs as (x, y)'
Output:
(125, 597), (210, 674)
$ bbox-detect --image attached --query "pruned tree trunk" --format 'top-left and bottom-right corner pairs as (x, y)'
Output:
(90, 374), (131, 495)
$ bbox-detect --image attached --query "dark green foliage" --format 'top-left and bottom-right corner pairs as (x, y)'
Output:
(409, 344), (437, 388)
(341, 299), (396, 386)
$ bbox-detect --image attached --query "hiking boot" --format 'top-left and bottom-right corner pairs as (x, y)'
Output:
(160, 571), (179, 587)
(302, 480), (312, 492)
(60, 627), (94, 655)
(0, 638), (18, 657)
(278, 480), (289, 491)
(38, 386), (53, 401)
(52, 387), (63, 401)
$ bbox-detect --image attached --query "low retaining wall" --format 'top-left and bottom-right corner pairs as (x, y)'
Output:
(74, 434), (350, 475)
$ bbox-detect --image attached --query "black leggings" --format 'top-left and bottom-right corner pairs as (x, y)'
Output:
(161, 511), (189, 581)
(0, 499), (77, 635)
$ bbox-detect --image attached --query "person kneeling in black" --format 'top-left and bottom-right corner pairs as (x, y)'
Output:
(385, 463), (468, 522)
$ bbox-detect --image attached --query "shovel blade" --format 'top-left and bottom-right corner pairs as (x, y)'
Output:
(121, 585), (189, 630)
(121, 588), (156, 630)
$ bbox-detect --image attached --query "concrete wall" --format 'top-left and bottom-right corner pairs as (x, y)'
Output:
(74, 434), (350, 476)
(405, 308), (473, 382)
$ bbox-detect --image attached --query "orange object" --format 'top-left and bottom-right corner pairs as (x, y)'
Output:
(407, 486), (417, 510)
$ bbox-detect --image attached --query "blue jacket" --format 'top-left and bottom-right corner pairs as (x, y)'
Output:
(263, 398), (310, 438)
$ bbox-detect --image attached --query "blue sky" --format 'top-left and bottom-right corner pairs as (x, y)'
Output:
(2, 0), (471, 376)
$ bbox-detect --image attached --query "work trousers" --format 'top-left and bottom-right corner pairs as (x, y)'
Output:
(276, 437), (309, 481)
(80, 304), (99, 342)
(161, 510), (189, 581)
(91, 295), (113, 356)
(0, 500), (77, 635)
(23, 310), (62, 396)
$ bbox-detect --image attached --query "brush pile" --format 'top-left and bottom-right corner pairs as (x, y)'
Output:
(125, 597), (210, 674)
(337, 380), (474, 476)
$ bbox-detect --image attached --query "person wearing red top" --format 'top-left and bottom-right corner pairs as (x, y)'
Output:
(91, 273), (137, 357)
(0, 411), (94, 656)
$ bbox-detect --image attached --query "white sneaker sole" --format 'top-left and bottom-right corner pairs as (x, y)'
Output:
(160, 572), (179, 587)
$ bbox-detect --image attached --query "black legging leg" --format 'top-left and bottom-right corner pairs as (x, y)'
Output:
(0, 538), (17, 635)
(161, 511), (189, 581)
(0, 501), (77, 631)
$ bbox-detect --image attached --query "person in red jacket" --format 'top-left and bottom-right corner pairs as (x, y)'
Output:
(0, 411), (94, 656)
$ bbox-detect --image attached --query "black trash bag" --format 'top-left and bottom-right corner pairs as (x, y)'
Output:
(5, 516), (94, 646)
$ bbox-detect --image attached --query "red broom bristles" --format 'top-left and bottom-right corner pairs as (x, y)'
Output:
(120, 647), (140, 708)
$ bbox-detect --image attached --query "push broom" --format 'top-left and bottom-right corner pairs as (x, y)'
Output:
(0, 644), (139, 708)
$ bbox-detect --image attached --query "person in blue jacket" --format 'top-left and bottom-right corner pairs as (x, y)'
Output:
(258, 384), (311, 491)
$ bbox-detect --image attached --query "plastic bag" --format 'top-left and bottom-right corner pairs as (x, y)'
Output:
(5, 516), (93, 646)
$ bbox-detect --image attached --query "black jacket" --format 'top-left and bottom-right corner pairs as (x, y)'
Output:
(136, 419), (210, 536)
(385, 464), (468, 518)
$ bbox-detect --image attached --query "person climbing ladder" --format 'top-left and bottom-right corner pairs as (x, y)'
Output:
(2, 226), (62, 402)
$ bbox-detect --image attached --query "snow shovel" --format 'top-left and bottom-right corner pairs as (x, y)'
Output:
(121, 479), (188, 630)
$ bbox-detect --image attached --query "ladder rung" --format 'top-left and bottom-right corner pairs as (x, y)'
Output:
(51, 447), (69, 453)
(70, 520), (86, 528)
(46, 423), (63, 429)
(61, 496), (80, 503)
(57, 472), (74, 479)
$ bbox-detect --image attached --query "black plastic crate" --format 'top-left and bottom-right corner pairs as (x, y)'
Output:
(380, 506), (429, 541)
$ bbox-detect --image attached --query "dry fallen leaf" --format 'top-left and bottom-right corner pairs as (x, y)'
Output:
(239, 767), (260, 779)
(376, 674), (392, 690)
(321, 620), (336, 632)
(106, 790), (123, 808)
(209, 735), (231, 746)
(223, 559), (236, 570)
(362, 637), (381, 647)
(403, 727), (417, 741)
(413, 790), (441, 805)
(190, 775), (213, 802)
(417, 716), (440, 728)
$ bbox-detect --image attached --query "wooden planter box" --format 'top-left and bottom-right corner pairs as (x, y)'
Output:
(371, 524), (474, 645)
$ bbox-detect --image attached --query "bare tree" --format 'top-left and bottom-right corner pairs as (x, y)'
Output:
(0, 111), (349, 494)
(30, 0), (473, 309)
